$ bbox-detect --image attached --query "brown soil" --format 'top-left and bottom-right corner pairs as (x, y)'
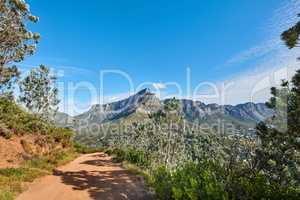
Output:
(0, 135), (57, 168)
(0, 136), (24, 168)
(16, 152), (153, 200)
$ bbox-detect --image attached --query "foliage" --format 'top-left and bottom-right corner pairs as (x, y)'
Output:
(0, 168), (46, 182)
(19, 65), (60, 120)
(0, 167), (45, 200)
(281, 13), (300, 49)
(0, 65), (19, 99)
(0, 1), (77, 199)
(25, 149), (77, 170)
(74, 142), (104, 154)
(103, 91), (300, 199)
(0, 97), (47, 136)
(107, 148), (151, 168)
(152, 166), (173, 199)
(0, 149), (77, 199)
(0, 0), (40, 97)
(96, 20), (300, 199)
(161, 162), (228, 200)
(254, 75), (300, 187)
(0, 97), (73, 145)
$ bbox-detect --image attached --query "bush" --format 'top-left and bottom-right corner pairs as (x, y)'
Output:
(0, 168), (46, 182)
(233, 174), (300, 200)
(25, 149), (77, 171)
(153, 162), (228, 200)
(151, 161), (300, 200)
(0, 98), (74, 149)
(125, 148), (151, 168)
(107, 148), (151, 168)
(0, 149), (78, 198)
(0, 167), (47, 200)
(0, 189), (14, 200)
(153, 166), (173, 199)
(74, 142), (103, 154)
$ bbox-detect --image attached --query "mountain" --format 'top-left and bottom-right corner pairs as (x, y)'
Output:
(177, 99), (273, 125)
(74, 88), (160, 125)
(53, 112), (75, 128)
(55, 88), (274, 136)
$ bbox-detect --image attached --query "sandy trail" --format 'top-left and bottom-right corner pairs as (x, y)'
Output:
(17, 152), (153, 200)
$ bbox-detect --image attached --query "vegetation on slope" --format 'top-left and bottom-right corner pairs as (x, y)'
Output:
(102, 14), (300, 199)
(0, 149), (77, 200)
(0, 76), (76, 199)
(0, 1), (79, 199)
(0, 98), (73, 143)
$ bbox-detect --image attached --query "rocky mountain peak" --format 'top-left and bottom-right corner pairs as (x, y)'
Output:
(136, 88), (152, 96)
(56, 89), (274, 133)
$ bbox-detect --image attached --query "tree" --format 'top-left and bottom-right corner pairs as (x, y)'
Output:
(19, 65), (60, 120)
(281, 13), (300, 49)
(255, 14), (300, 187)
(0, 0), (40, 97)
(0, 65), (19, 98)
(149, 97), (185, 168)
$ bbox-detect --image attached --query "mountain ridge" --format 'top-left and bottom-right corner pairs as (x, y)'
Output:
(54, 88), (274, 135)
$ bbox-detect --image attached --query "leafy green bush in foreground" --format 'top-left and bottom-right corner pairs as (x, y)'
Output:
(152, 161), (300, 200)
(108, 147), (300, 200)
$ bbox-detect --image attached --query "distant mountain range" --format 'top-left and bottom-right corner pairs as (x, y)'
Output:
(54, 88), (274, 136)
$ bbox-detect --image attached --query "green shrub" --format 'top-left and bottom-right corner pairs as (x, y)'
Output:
(111, 148), (126, 162)
(25, 149), (77, 171)
(0, 98), (74, 147)
(49, 150), (77, 166)
(0, 167), (47, 199)
(0, 168), (46, 182)
(0, 150), (77, 199)
(172, 162), (228, 200)
(107, 148), (151, 168)
(0, 189), (14, 200)
(153, 162), (228, 200)
(233, 174), (300, 200)
(25, 156), (54, 171)
(125, 148), (151, 168)
(153, 166), (173, 200)
(74, 142), (103, 154)
(152, 161), (300, 200)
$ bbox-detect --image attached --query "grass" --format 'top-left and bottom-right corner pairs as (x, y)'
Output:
(0, 168), (47, 200)
(0, 143), (104, 200)
(0, 98), (78, 199)
(74, 142), (104, 154)
(0, 149), (77, 200)
(122, 161), (154, 188)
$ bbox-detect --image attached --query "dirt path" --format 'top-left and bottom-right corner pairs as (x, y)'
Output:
(17, 152), (153, 200)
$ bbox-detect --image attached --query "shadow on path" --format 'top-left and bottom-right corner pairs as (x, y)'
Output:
(53, 153), (153, 200)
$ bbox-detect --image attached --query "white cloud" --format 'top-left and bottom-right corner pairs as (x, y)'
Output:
(152, 83), (166, 89)
(199, 49), (300, 105)
(226, 39), (281, 65)
(225, 0), (300, 66)
(211, 0), (300, 105)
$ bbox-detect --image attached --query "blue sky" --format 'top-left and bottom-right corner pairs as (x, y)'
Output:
(22, 0), (300, 115)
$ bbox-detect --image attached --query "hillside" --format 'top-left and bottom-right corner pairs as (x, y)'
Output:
(55, 88), (274, 142)
(0, 98), (77, 199)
